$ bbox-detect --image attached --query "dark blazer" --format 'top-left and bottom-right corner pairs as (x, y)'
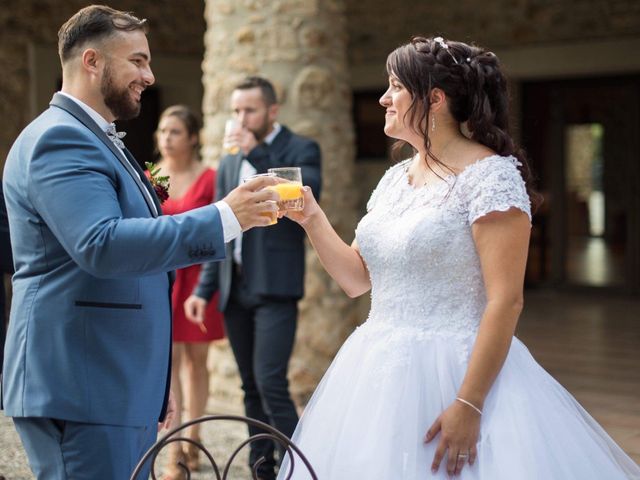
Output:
(0, 182), (12, 374)
(195, 126), (321, 310)
(1, 93), (226, 426)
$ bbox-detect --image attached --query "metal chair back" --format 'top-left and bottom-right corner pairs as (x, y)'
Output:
(129, 414), (317, 479)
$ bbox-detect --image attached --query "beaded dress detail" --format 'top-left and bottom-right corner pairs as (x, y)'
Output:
(279, 155), (640, 480)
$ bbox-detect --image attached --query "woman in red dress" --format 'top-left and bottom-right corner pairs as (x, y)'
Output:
(152, 105), (224, 478)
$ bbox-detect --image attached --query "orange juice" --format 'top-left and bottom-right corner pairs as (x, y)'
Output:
(261, 211), (277, 225)
(267, 182), (304, 211)
(224, 144), (240, 155)
(261, 200), (278, 225)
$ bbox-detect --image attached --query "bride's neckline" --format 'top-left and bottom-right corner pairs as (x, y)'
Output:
(402, 154), (513, 191)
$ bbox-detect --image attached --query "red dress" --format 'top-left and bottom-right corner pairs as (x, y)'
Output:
(160, 168), (225, 342)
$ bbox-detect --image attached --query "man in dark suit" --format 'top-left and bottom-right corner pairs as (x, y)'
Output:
(185, 76), (322, 480)
(0, 181), (12, 375)
(2, 7), (279, 479)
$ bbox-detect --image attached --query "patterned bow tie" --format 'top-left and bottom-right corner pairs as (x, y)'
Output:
(106, 123), (126, 149)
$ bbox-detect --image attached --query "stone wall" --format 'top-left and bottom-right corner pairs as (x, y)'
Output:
(0, 0), (205, 173)
(202, 0), (362, 407)
(346, 0), (640, 69)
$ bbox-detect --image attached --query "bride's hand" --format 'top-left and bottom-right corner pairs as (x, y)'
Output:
(284, 186), (321, 226)
(424, 400), (481, 476)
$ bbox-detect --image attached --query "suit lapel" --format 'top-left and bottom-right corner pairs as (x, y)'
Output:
(266, 126), (291, 163)
(49, 93), (159, 217)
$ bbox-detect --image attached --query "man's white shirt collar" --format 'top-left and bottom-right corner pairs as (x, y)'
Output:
(58, 91), (113, 134)
(264, 123), (281, 145)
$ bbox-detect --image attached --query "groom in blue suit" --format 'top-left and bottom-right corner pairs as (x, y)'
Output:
(1, 5), (279, 479)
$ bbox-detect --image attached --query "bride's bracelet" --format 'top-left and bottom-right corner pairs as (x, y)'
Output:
(455, 396), (483, 415)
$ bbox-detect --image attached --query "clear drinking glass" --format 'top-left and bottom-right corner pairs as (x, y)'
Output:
(267, 167), (304, 211)
(243, 172), (278, 225)
(223, 119), (241, 155)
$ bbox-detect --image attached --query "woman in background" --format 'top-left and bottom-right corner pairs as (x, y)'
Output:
(151, 105), (224, 479)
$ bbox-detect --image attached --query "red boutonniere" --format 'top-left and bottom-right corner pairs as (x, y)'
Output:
(145, 162), (170, 203)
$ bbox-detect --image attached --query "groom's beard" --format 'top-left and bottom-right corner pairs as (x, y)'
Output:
(101, 62), (142, 121)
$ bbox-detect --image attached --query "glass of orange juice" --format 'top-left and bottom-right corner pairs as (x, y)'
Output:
(223, 119), (241, 155)
(267, 167), (304, 211)
(242, 172), (278, 225)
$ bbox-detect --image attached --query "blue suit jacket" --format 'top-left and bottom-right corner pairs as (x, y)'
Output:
(1, 93), (225, 427)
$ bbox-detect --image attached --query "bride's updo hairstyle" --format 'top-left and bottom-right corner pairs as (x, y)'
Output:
(386, 36), (537, 205)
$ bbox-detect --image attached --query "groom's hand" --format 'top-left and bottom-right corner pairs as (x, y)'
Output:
(223, 176), (280, 231)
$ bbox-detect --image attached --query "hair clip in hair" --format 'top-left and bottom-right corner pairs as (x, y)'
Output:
(433, 36), (449, 50)
(433, 36), (459, 65)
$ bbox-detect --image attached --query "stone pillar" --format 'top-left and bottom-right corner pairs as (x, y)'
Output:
(202, 0), (362, 408)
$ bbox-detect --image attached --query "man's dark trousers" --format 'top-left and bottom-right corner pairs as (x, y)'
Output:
(224, 267), (298, 480)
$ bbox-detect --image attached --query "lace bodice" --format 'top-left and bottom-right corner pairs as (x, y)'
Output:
(355, 155), (531, 341)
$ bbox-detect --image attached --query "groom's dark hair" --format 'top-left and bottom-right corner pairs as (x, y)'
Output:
(58, 5), (148, 64)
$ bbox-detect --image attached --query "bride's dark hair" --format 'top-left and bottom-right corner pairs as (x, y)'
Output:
(385, 36), (539, 207)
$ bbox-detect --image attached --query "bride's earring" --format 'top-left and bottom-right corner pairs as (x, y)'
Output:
(431, 115), (436, 132)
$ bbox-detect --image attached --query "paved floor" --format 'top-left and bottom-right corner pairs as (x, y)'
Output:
(516, 289), (640, 466)
(1, 289), (639, 478)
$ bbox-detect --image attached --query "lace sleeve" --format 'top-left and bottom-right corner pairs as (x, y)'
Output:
(462, 155), (531, 224)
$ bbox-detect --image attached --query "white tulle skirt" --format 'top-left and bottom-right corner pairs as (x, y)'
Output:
(278, 321), (640, 479)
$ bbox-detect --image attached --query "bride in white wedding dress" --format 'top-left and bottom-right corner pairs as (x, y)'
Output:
(278, 36), (640, 479)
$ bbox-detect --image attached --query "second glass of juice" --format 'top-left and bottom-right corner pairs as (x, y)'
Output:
(267, 167), (304, 211)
